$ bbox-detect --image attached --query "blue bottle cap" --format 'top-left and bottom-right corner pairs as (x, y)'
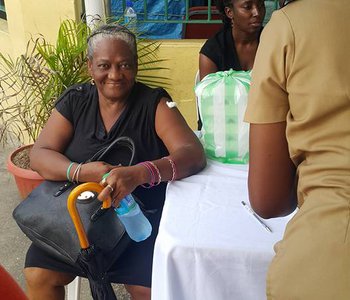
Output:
(115, 194), (136, 215)
(126, 0), (133, 7)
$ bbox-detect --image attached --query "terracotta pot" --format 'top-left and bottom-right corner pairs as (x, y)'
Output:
(7, 145), (44, 200)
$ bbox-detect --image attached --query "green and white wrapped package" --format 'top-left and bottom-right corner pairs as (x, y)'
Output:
(195, 69), (251, 164)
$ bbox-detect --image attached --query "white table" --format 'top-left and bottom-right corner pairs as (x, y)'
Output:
(152, 160), (295, 300)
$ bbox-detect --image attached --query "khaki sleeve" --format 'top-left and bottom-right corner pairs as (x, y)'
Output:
(245, 11), (295, 124)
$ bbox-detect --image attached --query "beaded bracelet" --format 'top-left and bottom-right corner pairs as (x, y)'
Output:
(148, 161), (161, 186)
(66, 162), (75, 182)
(138, 161), (162, 188)
(162, 156), (177, 182)
(139, 162), (156, 188)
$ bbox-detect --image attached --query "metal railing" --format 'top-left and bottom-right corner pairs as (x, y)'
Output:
(108, 0), (279, 24)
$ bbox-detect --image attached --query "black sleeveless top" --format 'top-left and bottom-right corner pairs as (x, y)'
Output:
(200, 26), (263, 71)
(55, 82), (170, 209)
(200, 26), (242, 71)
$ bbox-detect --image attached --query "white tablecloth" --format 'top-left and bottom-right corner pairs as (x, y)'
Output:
(152, 160), (295, 300)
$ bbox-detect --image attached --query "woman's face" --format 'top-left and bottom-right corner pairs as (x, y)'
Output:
(226, 0), (266, 34)
(88, 38), (137, 102)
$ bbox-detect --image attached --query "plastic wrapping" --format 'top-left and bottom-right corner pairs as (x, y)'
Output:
(195, 69), (251, 164)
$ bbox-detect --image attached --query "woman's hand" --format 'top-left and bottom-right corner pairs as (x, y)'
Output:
(78, 161), (117, 183)
(98, 164), (148, 207)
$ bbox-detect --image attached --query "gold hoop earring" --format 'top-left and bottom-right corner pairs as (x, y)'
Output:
(90, 78), (95, 85)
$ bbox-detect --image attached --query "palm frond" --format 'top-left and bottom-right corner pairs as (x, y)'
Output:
(0, 19), (169, 145)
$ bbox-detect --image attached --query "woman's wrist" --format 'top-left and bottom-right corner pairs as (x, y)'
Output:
(135, 163), (152, 186)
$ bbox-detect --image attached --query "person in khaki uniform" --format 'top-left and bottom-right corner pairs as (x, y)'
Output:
(244, 0), (350, 299)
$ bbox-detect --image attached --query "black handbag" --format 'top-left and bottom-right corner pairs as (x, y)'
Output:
(12, 137), (135, 267)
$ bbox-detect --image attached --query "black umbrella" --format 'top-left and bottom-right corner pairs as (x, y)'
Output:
(77, 246), (117, 300)
(68, 182), (118, 300)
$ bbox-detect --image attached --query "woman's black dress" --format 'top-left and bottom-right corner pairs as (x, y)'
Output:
(25, 82), (171, 287)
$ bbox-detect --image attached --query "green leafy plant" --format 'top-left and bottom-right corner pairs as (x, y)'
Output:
(0, 19), (168, 146)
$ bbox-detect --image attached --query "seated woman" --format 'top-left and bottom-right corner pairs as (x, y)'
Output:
(24, 24), (206, 300)
(197, 0), (265, 129)
(199, 0), (266, 80)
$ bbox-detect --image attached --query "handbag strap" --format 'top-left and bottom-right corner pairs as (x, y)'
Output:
(85, 136), (135, 166)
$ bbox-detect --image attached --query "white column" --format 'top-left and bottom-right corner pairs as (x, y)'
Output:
(84, 0), (107, 28)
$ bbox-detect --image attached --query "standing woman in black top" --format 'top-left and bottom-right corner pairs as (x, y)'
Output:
(199, 0), (266, 80)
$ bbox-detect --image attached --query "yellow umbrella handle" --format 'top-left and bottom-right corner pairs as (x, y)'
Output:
(67, 182), (112, 249)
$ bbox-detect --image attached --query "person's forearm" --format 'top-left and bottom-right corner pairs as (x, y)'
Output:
(249, 160), (297, 218)
(30, 147), (72, 181)
(249, 188), (297, 218)
(160, 144), (206, 181)
(138, 144), (206, 185)
(248, 122), (298, 218)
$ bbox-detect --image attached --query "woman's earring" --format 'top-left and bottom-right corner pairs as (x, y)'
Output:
(90, 78), (95, 85)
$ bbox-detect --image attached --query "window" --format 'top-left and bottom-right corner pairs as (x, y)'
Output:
(109, 0), (278, 39)
(0, 0), (6, 20)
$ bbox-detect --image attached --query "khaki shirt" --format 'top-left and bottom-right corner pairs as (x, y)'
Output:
(245, 0), (350, 205)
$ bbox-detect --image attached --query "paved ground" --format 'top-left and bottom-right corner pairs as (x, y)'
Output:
(0, 144), (130, 299)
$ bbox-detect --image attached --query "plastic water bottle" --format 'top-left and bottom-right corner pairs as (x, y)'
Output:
(114, 194), (152, 242)
(124, 0), (137, 31)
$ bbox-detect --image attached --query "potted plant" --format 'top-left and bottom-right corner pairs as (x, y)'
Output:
(0, 19), (168, 199)
(1, 20), (91, 199)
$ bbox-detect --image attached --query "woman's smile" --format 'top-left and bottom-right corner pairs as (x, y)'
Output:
(105, 81), (123, 86)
